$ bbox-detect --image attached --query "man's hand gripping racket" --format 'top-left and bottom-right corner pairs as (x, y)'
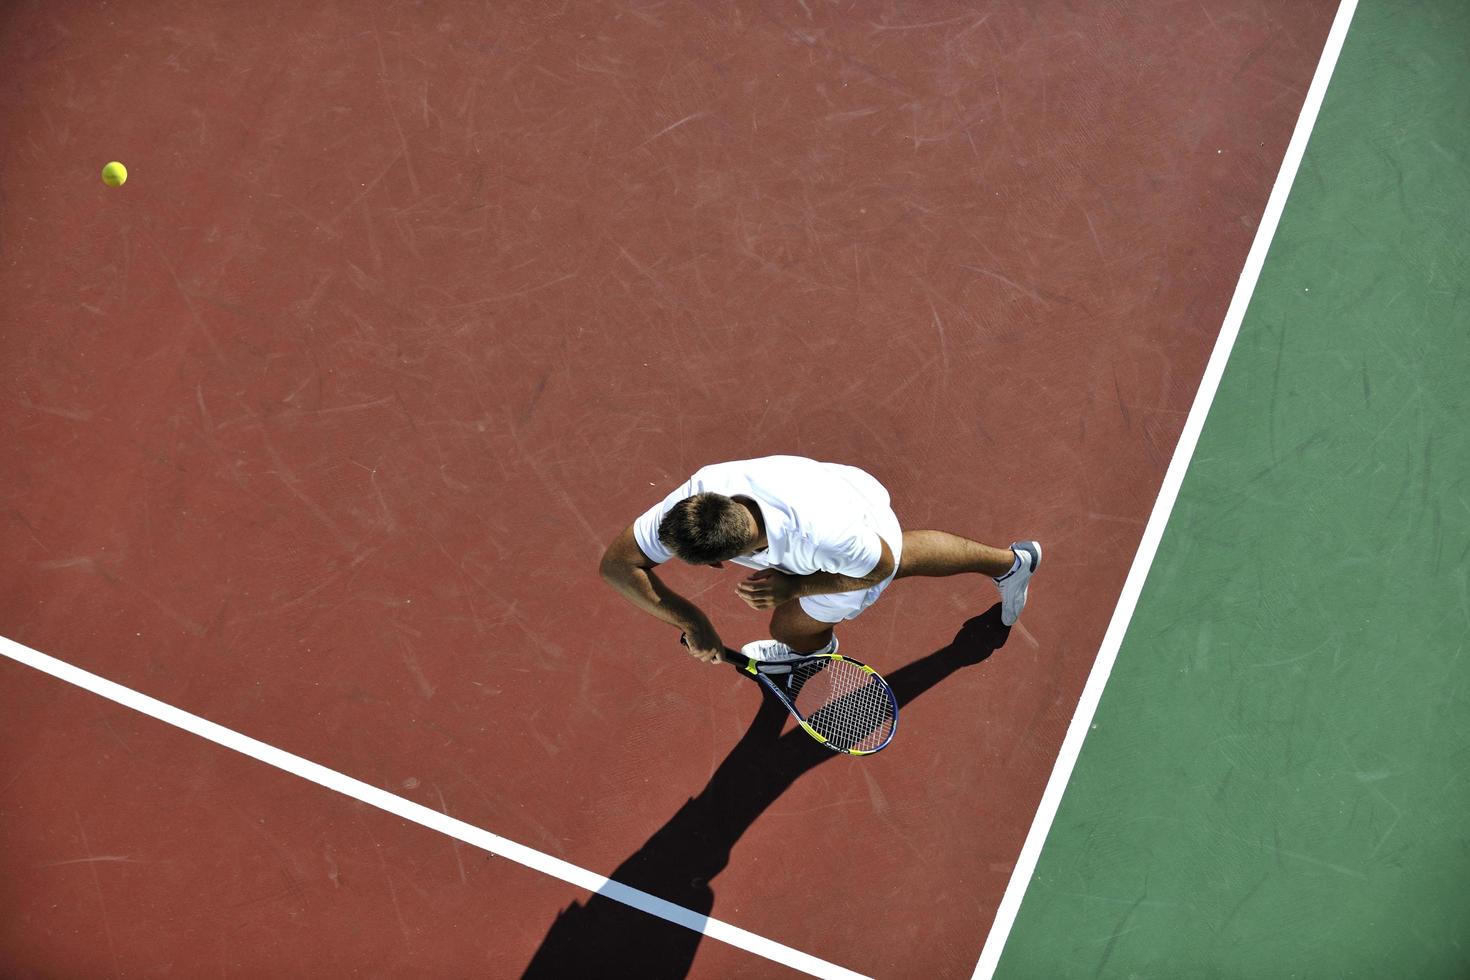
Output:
(681, 634), (899, 756)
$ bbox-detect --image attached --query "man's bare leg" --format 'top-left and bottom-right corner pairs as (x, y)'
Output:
(768, 600), (837, 654)
(894, 530), (1016, 579)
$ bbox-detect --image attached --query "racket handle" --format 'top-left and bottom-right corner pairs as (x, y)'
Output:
(679, 633), (749, 668)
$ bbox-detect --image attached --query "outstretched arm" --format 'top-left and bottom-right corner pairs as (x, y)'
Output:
(599, 524), (724, 662)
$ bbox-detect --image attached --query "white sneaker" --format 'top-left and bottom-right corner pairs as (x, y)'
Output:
(994, 541), (1041, 626)
(741, 635), (838, 666)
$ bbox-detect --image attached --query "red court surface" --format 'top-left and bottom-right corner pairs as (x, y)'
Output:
(2, 2), (1336, 975)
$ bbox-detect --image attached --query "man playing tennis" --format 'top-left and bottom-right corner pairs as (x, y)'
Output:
(600, 455), (1040, 664)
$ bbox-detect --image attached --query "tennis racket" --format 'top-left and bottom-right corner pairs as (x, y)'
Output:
(682, 636), (899, 755)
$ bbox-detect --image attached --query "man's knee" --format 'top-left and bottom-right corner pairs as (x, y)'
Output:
(769, 601), (835, 648)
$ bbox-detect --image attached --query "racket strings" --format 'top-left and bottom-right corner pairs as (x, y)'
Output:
(791, 660), (896, 753)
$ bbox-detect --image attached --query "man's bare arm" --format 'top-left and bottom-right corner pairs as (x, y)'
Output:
(599, 524), (723, 661)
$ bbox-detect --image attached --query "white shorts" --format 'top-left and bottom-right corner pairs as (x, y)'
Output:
(798, 472), (904, 624)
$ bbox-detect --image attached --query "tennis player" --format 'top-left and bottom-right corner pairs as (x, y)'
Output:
(600, 455), (1040, 664)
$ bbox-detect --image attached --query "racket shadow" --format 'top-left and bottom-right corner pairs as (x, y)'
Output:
(521, 606), (1012, 979)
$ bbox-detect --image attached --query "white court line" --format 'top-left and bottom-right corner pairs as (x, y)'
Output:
(0, 635), (869, 980)
(971, 1), (1361, 977)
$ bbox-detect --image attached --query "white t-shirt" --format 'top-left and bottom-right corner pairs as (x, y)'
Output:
(633, 456), (894, 576)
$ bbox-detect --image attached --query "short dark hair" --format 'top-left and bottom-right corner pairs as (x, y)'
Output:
(658, 493), (752, 563)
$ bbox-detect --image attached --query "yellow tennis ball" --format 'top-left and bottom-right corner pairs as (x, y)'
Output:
(101, 161), (128, 187)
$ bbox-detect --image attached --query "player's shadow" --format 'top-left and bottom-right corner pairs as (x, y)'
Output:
(521, 606), (1012, 979)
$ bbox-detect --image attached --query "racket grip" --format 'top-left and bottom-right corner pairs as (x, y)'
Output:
(679, 633), (745, 667)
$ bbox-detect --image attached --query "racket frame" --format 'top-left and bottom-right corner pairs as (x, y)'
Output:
(720, 646), (900, 756)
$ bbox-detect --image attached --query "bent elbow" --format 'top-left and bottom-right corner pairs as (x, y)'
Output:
(599, 549), (630, 585)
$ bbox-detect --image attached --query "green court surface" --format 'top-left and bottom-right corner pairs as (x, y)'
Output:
(996, 0), (1470, 976)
